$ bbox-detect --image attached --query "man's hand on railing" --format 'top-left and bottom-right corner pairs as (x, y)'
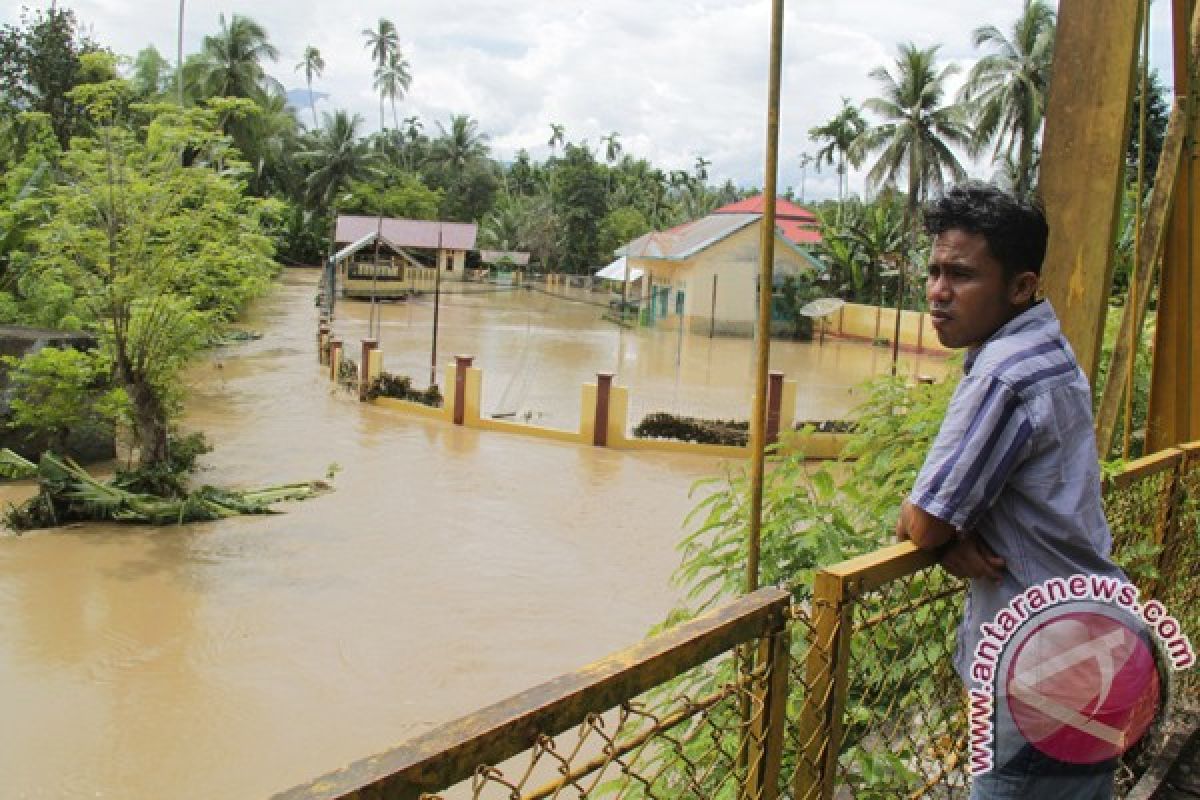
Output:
(936, 534), (1006, 581)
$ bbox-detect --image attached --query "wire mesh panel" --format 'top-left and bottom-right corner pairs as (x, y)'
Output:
(1103, 451), (1180, 587)
(833, 566), (967, 799)
(1161, 445), (1199, 706)
(419, 645), (780, 800)
(274, 589), (792, 800)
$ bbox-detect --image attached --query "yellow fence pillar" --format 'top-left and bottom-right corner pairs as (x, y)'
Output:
(1040, 0), (1143, 381)
(328, 339), (342, 382)
(359, 338), (378, 402)
(1148, 0), (1200, 450)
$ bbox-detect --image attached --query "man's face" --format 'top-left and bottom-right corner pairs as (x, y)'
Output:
(926, 229), (1036, 349)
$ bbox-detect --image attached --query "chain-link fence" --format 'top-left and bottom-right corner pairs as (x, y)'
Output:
(278, 443), (1198, 800)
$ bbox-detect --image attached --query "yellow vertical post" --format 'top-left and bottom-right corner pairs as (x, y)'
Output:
(1040, 0), (1143, 383)
(747, 0), (785, 595)
(1148, 0), (1200, 451)
(794, 572), (852, 800)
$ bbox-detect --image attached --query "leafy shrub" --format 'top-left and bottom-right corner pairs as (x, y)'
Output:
(366, 371), (444, 408)
(633, 412), (749, 446)
(336, 357), (358, 387)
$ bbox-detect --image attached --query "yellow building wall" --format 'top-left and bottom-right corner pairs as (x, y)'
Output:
(834, 303), (948, 353)
(631, 221), (812, 335)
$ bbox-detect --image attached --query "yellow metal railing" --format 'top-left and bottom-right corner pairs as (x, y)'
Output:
(275, 442), (1198, 800)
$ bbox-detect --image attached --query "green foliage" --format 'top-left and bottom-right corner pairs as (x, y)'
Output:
(2, 346), (125, 452)
(8, 91), (278, 466)
(550, 143), (608, 272)
(114, 431), (212, 497)
(670, 366), (959, 615)
(596, 205), (650, 260)
(3, 449), (328, 531)
(0, 7), (103, 147)
(366, 371), (444, 407)
(774, 273), (823, 338)
(634, 412), (749, 446)
(1127, 68), (1170, 187)
(341, 168), (442, 220)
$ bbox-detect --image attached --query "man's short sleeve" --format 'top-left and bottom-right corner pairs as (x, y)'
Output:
(909, 374), (1034, 530)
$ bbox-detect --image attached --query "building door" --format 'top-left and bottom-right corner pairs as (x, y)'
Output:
(655, 286), (669, 319)
(675, 289), (686, 316)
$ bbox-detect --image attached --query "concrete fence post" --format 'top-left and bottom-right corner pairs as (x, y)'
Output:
(328, 339), (342, 382)
(453, 355), (474, 425)
(359, 338), (379, 402)
(593, 373), (614, 447)
(318, 322), (330, 365)
(766, 371), (784, 446)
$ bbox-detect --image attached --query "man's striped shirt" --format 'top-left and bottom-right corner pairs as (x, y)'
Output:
(909, 300), (1124, 680)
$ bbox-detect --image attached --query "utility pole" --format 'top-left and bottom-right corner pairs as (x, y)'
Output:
(430, 228), (443, 387)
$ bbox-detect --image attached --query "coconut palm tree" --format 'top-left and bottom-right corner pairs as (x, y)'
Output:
(601, 131), (622, 164)
(189, 13), (281, 101)
(855, 43), (971, 233)
(808, 98), (867, 203)
(429, 114), (490, 171)
(547, 123), (565, 157)
(959, 0), (1056, 198)
(693, 155), (712, 184)
(374, 51), (412, 131)
(855, 42), (971, 373)
(300, 111), (377, 210)
(295, 45), (325, 129)
(362, 18), (398, 135)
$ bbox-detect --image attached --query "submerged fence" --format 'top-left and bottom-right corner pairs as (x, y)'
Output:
(277, 441), (1198, 800)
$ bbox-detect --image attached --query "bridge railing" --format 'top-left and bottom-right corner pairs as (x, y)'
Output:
(275, 441), (1199, 800)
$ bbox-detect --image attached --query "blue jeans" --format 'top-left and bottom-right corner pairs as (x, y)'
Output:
(969, 743), (1116, 800)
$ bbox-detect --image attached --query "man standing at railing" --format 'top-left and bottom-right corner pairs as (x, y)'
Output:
(894, 183), (1131, 799)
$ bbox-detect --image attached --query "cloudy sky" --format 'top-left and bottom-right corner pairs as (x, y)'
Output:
(8, 1), (1179, 201)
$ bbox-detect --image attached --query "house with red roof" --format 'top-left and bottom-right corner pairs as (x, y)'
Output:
(617, 195), (824, 336)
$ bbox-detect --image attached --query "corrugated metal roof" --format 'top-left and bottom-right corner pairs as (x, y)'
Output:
(333, 231), (407, 262)
(713, 195), (821, 247)
(479, 249), (531, 265)
(335, 215), (478, 250)
(622, 213), (760, 260)
(713, 194), (816, 220)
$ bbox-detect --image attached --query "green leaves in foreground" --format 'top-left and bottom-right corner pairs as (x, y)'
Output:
(2, 449), (330, 531)
(668, 365), (960, 618)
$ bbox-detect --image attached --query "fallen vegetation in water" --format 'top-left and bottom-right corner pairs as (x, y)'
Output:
(0, 449), (330, 531)
(633, 412), (856, 445)
(366, 371), (444, 407)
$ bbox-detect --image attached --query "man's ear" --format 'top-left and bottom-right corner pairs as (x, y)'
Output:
(1010, 271), (1039, 306)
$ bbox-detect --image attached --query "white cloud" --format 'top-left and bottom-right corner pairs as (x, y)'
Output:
(5, 0), (1178, 201)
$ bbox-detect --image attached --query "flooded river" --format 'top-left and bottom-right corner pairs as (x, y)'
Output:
(0, 271), (946, 799)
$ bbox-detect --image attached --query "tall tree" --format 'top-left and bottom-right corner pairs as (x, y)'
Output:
(15, 82), (278, 466)
(188, 13), (281, 101)
(601, 131), (622, 164)
(547, 122), (565, 157)
(362, 18), (398, 135)
(300, 110), (376, 210)
(0, 7), (100, 147)
(693, 155), (712, 183)
(855, 43), (971, 238)
(959, 0), (1056, 198)
(295, 45), (325, 129)
(429, 114), (489, 171)
(374, 51), (412, 131)
(808, 97), (867, 203)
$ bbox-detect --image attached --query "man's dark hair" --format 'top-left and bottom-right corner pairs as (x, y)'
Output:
(923, 183), (1048, 278)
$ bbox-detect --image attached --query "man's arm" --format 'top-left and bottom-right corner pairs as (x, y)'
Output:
(896, 498), (956, 549)
(896, 500), (1005, 580)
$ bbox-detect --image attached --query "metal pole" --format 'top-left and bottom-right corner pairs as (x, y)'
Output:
(746, 0), (785, 595)
(430, 228), (443, 387)
(1124, 0), (1151, 459)
(710, 274), (718, 338)
(176, 0), (185, 107)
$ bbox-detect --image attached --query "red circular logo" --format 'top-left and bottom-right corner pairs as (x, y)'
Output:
(1005, 611), (1160, 764)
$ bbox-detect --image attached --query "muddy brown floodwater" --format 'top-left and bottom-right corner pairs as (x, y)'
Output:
(333, 281), (947, 430)
(0, 271), (946, 799)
